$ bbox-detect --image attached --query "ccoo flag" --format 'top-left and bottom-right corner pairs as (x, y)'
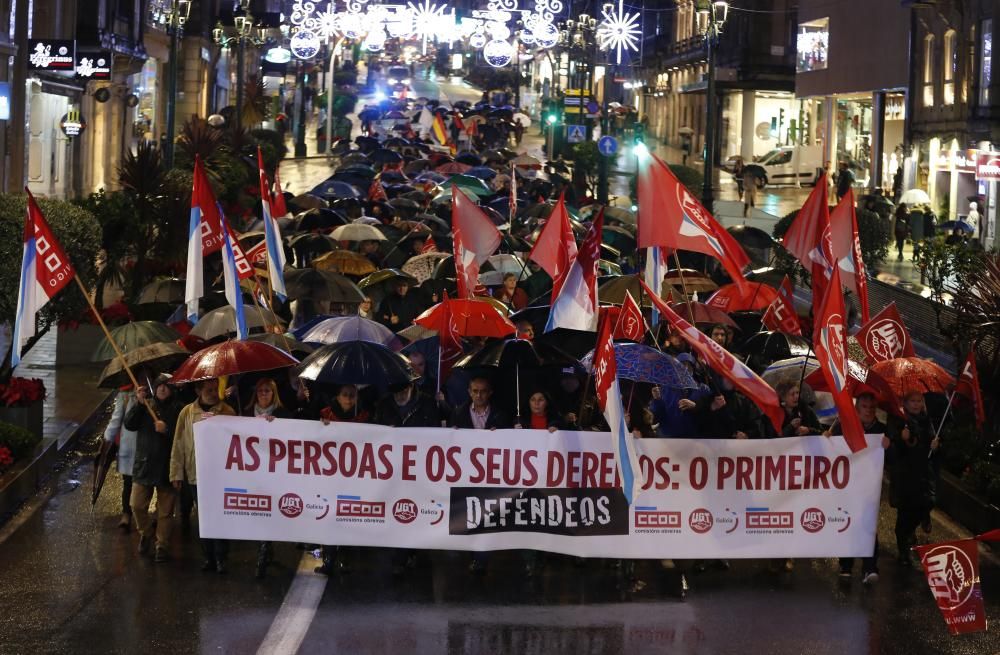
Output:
(12, 190), (75, 368)
(185, 156), (226, 322)
(257, 147), (287, 300)
(592, 312), (642, 506)
(219, 210), (249, 340)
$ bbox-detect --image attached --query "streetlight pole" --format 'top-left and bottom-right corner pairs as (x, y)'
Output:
(236, 38), (245, 130)
(698, 1), (729, 215)
(162, 0), (191, 169)
(295, 62), (308, 158)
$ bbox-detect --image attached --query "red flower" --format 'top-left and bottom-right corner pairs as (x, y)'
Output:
(0, 446), (13, 467)
(0, 377), (47, 407)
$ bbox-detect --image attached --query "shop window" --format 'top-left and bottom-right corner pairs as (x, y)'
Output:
(943, 30), (957, 104)
(981, 19), (992, 106)
(923, 34), (935, 107)
(966, 25), (976, 104)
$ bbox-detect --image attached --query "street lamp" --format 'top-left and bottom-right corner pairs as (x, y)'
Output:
(153, 0), (191, 169)
(213, 0), (267, 131)
(697, 0), (729, 214)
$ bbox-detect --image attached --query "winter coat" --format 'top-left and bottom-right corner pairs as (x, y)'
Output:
(886, 412), (937, 510)
(104, 392), (138, 477)
(650, 384), (711, 437)
(375, 391), (441, 427)
(695, 390), (764, 439)
(450, 402), (513, 429)
(778, 402), (823, 437)
(169, 399), (236, 485)
(124, 395), (182, 487)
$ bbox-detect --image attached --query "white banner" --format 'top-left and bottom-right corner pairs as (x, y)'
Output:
(194, 416), (885, 558)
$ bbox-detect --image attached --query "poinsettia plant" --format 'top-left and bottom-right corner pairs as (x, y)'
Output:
(0, 377), (46, 407)
(0, 445), (13, 469)
(58, 301), (133, 330)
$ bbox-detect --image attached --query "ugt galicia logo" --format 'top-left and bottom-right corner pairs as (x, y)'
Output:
(800, 507), (826, 533)
(688, 508), (714, 534)
(278, 493), (303, 518)
(393, 498), (418, 524)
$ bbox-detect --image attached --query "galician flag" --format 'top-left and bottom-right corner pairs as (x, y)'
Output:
(257, 147), (287, 300)
(12, 190), (75, 367)
(592, 312), (642, 505)
(185, 156), (225, 322)
(220, 210), (249, 341)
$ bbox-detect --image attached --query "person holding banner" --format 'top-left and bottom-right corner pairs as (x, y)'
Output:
(515, 390), (564, 432)
(374, 381), (441, 428)
(319, 385), (372, 424)
(694, 377), (763, 440)
(887, 392), (940, 568)
(450, 377), (513, 430)
(773, 381), (823, 437)
(169, 379), (236, 574)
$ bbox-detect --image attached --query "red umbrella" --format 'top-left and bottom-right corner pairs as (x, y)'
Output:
(869, 357), (955, 398)
(170, 340), (299, 384)
(435, 161), (471, 175)
(806, 361), (904, 418)
(668, 302), (738, 327)
(414, 297), (516, 338)
(705, 282), (779, 312)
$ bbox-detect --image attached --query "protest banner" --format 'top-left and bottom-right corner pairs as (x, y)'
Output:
(194, 416), (885, 559)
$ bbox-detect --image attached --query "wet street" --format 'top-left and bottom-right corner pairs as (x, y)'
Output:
(0, 421), (997, 655)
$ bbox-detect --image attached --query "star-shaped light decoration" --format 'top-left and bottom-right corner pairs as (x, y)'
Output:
(407, 0), (448, 53)
(598, 0), (641, 65)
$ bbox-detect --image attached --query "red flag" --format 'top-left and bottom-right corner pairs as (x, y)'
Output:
(527, 192), (578, 297)
(244, 239), (267, 266)
(420, 234), (438, 253)
(813, 264), (867, 452)
(761, 275), (801, 335)
(452, 111), (465, 132)
(452, 187), (501, 298)
(191, 156), (225, 255)
(636, 152), (751, 291)
(368, 176), (388, 202)
(641, 280), (784, 433)
(955, 349), (986, 429)
(611, 291), (645, 341)
(912, 531), (1000, 635)
(782, 172), (834, 298)
(25, 190), (75, 296)
(830, 189), (870, 322)
(854, 303), (916, 362)
(272, 167), (289, 217)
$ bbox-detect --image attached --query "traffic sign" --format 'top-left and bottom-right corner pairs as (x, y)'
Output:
(598, 136), (618, 157)
(567, 124), (586, 144)
(587, 100), (599, 114)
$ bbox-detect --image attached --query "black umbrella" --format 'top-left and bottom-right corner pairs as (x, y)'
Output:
(381, 170), (409, 184)
(455, 152), (483, 166)
(314, 180), (360, 199)
(384, 137), (410, 148)
(371, 149), (404, 165)
(284, 268), (366, 304)
(727, 224), (777, 250)
(331, 171), (374, 188)
(295, 209), (347, 232)
(742, 331), (812, 374)
(355, 135), (379, 150)
(358, 108), (380, 121)
(296, 341), (417, 388)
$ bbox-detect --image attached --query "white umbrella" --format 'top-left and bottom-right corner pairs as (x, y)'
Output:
(331, 224), (388, 242)
(512, 112), (532, 127)
(899, 188), (932, 205)
(487, 254), (527, 278)
(191, 306), (284, 340)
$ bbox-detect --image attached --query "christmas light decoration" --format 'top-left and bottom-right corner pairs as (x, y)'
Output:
(598, 0), (641, 64)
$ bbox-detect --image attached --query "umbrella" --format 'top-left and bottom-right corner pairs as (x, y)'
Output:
(415, 171), (447, 184)
(869, 357), (955, 397)
(171, 340), (300, 385)
(295, 208), (348, 232)
(296, 341), (417, 387)
(370, 149), (404, 165)
(331, 224), (388, 242)
(190, 306), (284, 340)
(397, 324), (439, 343)
(441, 174), (493, 197)
(92, 436), (119, 505)
(741, 331), (812, 374)
(486, 254), (527, 279)
(466, 166), (498, 181)
(331, 171), (375, 189)
(284, 268), (366, 304)
(291, 194), (327, 210)
(314, 180), (361, 199)
(436, 161), (471, 175)
(358, 268), (419, 292)
(381, 170), (409, 184)
(455, 338), (579, 370)
(599, 274), (663, 306)
(899, 188), (932, 205)
(247, 332), (314, 357)
(312, 250), (377, 276)
(727, 225), (777, 250)
(581, 343), (697, 389)
(602, 225), (637, 252)
(939, 220), (974, 234)
(92, 321), (181, 362)
(512, 153), (542, 169)
(414, 298), (517, 338)
(455, 152), (483, 166)
(403, 252), (451, 283)
(383, 137), (410, 149)
(668, 301), (738, 327)
(97, 342), (191, 389)
(481, 149), (505, 163)
(664, 269), (720, 294)
(340, 152), (370, 165)
(299, 315), (398, 347)
(388, 197), (421, 211)
(137, 278), (185, 305)
(290, 232), (340, 254)
(404, 159), (432, 175)
(705, 282), (779, 312)
(512, 112), (531, 127)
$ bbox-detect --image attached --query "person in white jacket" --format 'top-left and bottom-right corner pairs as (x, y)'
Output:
(104, 388), (139, 530)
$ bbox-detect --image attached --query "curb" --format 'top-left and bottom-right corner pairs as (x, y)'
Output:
(0, 391), (114, 526)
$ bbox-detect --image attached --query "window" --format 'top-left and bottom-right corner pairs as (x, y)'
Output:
(924, 34), (935, 107)
(943, 30), (956, 105)
(796, 18), (829, 72)
(982, 19), (993, 106)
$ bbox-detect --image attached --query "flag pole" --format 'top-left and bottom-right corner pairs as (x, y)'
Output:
(72, 275), (158, 421)
(933, 390), (956, 441)
(671, 252), (697, 324)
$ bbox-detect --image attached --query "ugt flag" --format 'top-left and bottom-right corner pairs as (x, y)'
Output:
(914, 529), (1000, 635)
(12, 190), (75, 367)
(591, 312), (642, 505)
(257, 147), (287, 300)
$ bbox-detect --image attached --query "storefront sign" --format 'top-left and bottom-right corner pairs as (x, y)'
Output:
(935, 150), (977, 173)
(28, 39), (75, 71)
(975, 152), (1000, 181)
(75, 51), (111, 80)
(0, 82), (9, 121)
(193, 417), (885, 558)
(59, 109), (86, 137)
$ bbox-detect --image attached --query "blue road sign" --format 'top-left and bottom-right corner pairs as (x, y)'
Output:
(598, 135), (618, 157)
(587, 100), (600, 115)
(567, 124), (586, 144)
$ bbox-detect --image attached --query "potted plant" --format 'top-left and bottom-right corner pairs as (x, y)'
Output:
(0, 377), (46, 438)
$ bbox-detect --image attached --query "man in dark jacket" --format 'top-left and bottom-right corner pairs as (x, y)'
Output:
(125, 374), (182, 562)
(377, 279), (423, 331)
(835, 161), (855, 201)
(694, 377), (763, 439)
(450, 377), (513, 429)
(375, 382), (441, 427)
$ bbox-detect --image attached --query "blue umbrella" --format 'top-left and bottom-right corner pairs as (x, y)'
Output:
(314, 180), (361, 199)
(299, 315), (399, 347)
(939, 220), (973, 234)
(580, 343), (697, 389)
(415, 172), (447, 184)
(466, 166), (498, 181)
(296, 341), (416, 388)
